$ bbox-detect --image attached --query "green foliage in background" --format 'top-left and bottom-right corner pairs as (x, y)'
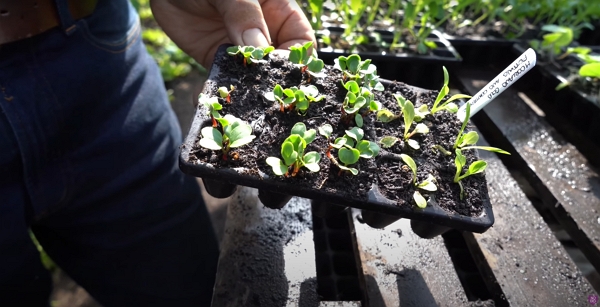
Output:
(131, 0), (206, 83)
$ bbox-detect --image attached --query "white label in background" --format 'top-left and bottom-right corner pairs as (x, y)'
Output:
(457, 48), (537, 122)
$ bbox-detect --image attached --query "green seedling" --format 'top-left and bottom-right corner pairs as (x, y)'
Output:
(328, 127), (380, 175)
(341, 80), (379, 126)
(454, 149), (487, 200)
(307, 0), (324, 30)
(199, 114), (255, 160)
(451, 104), (510, 155)
(378, 99), (429, 150)
(400, 154), (437, 209)
(198, 93), (222, 127)
(218, 85), (235, 103)
(377, 93), (428, 123)
(265, 84), (324, 113)
(289, 41), (325, 78)
(557, 62), (600, 91)
(226, 45), (275, 66)
(539, 25), (573, 56)
(430, 67), (472, 115)
(266, 122), (320, 177)
(334, 54), (384, 91)
(402, 100), (429, 150)
(318, 124), (333, 139)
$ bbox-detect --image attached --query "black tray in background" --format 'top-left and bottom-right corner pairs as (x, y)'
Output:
(179, 45), (494, 234)
(316, 28), (462, 90)
(441, 33), (519, 67)
(511, 43), (600, 158)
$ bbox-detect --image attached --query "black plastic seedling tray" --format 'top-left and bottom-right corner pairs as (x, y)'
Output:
(316, 28), (462, 90)
(442, 34), (518, 67)
(179, 46), (494, 234)
(512, 44), (600, 151)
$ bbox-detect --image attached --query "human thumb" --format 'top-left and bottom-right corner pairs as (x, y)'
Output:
(212, 0), (272, 47)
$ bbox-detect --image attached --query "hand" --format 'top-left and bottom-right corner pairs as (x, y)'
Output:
(150, 0), (316, 68)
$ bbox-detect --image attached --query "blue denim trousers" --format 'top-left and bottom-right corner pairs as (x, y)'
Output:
(0, 0), (219, 306)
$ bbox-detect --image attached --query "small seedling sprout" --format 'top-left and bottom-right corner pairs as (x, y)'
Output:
(226, 45), (275, 66)
(198, 93), (223, 127)
(266, 122), (321, 176)
(218, 85), (235, 103)
(451, 104), (511, 155)
(288, 41), (325, 78)
(334, 54), (384, 91)
(402, 100), (429, 150)
(377, 94), (424, 124)
(318, 124), (333, 139)
(400, 154), (437, 208)
(328, 127), (380, 175)
(199, 114), (255, 160)
(453, 149), (487, 200)
(265, 84), (324, 113)
(430, 67), (472, 115)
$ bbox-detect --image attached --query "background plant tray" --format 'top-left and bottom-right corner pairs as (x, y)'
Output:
(441, 34), (519, 67)
(179, 45), (494, 233)
(511, 43), (600, 151)
(316, 29), (462, 90)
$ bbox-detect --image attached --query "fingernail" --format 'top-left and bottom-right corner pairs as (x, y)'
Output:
(242, 28), (269, 47)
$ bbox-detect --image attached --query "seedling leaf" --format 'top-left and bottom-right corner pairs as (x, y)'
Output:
(413, 123), (429, 135)
(199, 127), (223, 150)
(468, 160), (487, 175)
(413, 191), (427, 208)
(417, 180), (437, 192)
(355, 114), (364, 127)
(462, 146), (511, 155)
(400, 154), (417, 183)
(303, 151), (321, 172)
(380, 136), (399, 148)
(345, 127), (364, 142)
(407, 139), (420, 150)
(318, 124), (333, 139)
(459, 131), (479, 147)
(291, 122), (307, 136)
(339, 147), (360, 165)
(377, 109), (396, 123)
(403, 101), (415, 138)
(266, 157), (288, 176)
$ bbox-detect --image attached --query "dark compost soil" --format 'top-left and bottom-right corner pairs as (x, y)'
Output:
(187, 49), (487, 217)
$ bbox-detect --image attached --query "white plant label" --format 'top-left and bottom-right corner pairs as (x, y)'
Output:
(457, 48), (537, 122)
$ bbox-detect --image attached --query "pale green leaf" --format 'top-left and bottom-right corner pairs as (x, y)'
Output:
(413, 123), (429, 135)
(403, 101), (415, 138)
(266, 157), (288, 176)
(380, 136), (399, 148)
(407, 139), (420, 150)
(468, 160), (487, 175)
(579, 63), (600, 78)
(459, 131), (479, 147)
(400, 154), (417, 180)
(413, 191), (427, 208)
(318, 124), (333, 139)
(377, 109), (396, 123)
(355, 114), (363, 128)
(199, 138), (223, 150)
(417, 180), (437, 192)
(291, 122), (307, 136)
(345, 127), (364, 141)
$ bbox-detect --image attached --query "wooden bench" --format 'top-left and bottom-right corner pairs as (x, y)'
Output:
(207, 67), (600, 306)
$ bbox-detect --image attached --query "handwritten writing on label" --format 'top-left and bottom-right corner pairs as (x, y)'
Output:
(457, 48), (537, 122)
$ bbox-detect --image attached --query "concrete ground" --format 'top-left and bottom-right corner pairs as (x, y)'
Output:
(50, 70), (230, 307)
